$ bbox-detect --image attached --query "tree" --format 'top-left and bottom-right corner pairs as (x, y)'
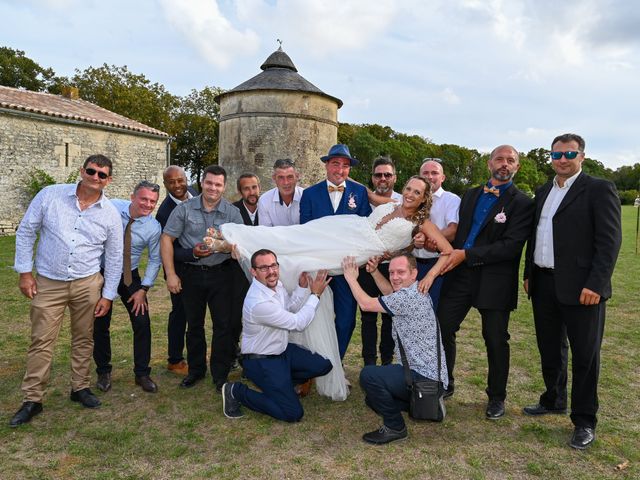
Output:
(171, 86), (224, 185)
(0, 46), (56, 91)
(54, 64), (179, 132)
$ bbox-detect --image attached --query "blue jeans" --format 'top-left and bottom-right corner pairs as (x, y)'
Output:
(360, 364), (426, 431)
(416, 258), (444, 312)
(234, 343), (332, 422)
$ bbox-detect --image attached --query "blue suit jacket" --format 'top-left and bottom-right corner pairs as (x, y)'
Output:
(300, 179), (371, 224)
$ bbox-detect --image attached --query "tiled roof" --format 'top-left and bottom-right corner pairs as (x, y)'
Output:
(0, 85), (168, 137)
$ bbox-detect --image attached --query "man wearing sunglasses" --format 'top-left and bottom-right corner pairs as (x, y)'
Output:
(221, 249), (332, 421)
(359, 157), (402, 367)
(522, 133), (621, 450)
(11, 155), (123, 426)
(93, 181), (162, 394)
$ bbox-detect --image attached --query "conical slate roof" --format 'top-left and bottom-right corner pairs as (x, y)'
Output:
(215, 47), (342, 107)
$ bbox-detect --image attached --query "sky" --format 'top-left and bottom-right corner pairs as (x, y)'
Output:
(2, 0), (639, 169)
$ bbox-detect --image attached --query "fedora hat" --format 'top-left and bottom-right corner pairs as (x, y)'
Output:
(320, 144), (359, 166)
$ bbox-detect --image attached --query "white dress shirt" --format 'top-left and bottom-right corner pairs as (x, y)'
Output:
(14, 183), (123, 300)
(169, 190), (193, 205)
(241, 278), (320, 355)
(414, 187), (461, 259)
(534, 170), (582, 269)
(258, 186), (304, 226)
(327, 180), (345, 212)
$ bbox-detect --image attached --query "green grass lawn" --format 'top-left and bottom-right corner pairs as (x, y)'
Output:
(1, 207), (638, 479)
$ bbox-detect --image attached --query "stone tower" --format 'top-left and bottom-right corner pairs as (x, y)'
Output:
(216, 47), (342, 189)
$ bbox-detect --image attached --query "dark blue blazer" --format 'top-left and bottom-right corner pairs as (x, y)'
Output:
(156, 186), (198, 263)
(300, 179), (371, 224)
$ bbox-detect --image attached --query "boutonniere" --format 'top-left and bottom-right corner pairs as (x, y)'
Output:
(347, 193), (357, 210)
(494, 208), (507, 224)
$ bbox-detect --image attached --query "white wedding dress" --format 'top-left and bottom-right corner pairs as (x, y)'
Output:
(221, 203), (415, 401)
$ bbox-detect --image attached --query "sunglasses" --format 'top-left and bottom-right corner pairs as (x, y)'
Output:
(373, 172), (394, 179)
(252, 263), (279, 273)
(550, 151), (581, 160)
(85, 167), (109, 179)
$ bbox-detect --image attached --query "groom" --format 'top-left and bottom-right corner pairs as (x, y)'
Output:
(300, 144), (372, 359)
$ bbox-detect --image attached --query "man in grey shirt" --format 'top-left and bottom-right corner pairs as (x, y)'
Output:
(160, 165), (244, 391)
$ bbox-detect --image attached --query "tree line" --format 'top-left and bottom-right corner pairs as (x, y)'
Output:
(2, 46), (638, 203)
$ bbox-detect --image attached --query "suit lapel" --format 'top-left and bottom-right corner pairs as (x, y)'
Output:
(336, 182), (351, 214)
(535, 182), (553, 223)
(478, 186), (514, 232)
(554, 172), (587, 216)
(458, 186), (482, 240)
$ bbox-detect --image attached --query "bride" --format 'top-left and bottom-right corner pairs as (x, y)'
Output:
(219, 176), (452, 401)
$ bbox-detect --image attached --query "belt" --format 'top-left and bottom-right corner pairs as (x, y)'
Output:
(183, 259), (230, 271)
(242, 353), (282, 360)
(535, 266), (554, 275)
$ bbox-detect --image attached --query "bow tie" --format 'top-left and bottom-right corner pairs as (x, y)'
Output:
(483, 185), (500, 197)
(328, 185), (345, 193)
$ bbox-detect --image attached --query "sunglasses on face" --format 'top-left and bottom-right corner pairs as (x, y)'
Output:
(373, 172), (394, 179)
(550, 151), (581, 161)
(85, 167), (109, 179)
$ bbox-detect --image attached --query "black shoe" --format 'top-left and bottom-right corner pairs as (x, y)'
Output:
(570, 426), (595, 450)
(443, 386), (454, 399)
(523, 403), (567, 416)
(362, 425), (408, 445)
(135, 375), (158, 393)
(381, 358), (393, 366)
(70, 388), (101, 408)
(222, 383), (243, 419)
(214, 379), (226, 393)
(9, 401), (43, 427)
(96, 372), (112, 392)
(179, 373), (205, 388)
(486, 400), (505, 420)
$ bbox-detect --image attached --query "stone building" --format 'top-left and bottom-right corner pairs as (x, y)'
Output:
(216, 47), (342, 188)
(0, 85), (168, 233)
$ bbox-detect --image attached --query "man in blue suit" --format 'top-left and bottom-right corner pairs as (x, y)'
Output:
(300, 144), (372, 359)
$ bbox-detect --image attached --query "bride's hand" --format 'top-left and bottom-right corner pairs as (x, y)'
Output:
(341, 256), (359, 281)
(413, 232), (426, 249)
(298, 272), (310, 288)
(310, 270), (331, 296)
(418, 275), (434, 294)
(366, 256), (381, 273)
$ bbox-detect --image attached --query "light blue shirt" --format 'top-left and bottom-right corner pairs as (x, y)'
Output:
(14, 183), (123, 300)
(110, 199), (162, 287)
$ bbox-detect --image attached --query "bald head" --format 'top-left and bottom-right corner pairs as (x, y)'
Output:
(420, 159), (446, 192)
(163, 165), (188, 200)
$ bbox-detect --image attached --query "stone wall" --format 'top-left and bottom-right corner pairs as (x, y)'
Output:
(0, 111), (167, 233)
(218, 90), (338, 190)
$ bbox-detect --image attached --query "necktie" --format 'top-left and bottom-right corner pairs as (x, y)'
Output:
(328, 185), (345, 193)
(123, 217), (134, 286)
(483, 185), (500, 197)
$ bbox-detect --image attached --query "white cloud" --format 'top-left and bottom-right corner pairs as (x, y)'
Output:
(157, 0), (260, 69)
(440, 87), (460, 105)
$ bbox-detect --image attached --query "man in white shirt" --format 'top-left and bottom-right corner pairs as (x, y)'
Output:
(221, 249), (332, 422)
(258, 159), (304, 227)
(10, 154), (123, 427)
(414, 158), (460, 310)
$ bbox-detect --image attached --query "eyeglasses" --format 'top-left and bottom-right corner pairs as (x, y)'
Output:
(135, 180), (161, 192)
(372, 172), (394, 179)
(84, 167), (109, 180)
(550, 151), (582, 160)
(273, 158), (295, 169)
(422, 157), (443, 164)
(252, 263), (279, 273)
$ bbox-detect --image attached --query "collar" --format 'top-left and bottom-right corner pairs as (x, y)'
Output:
(553, 169), (582, 189)
(326, 180), (346, 189)
(72, 182), (108, 207)
(169, 190), (193, 205)
(196, 195), (229, 212)
(432, 186), (445, 198)
(251, 277), (283, 298)
(485, 181), (512, 193)
(275, 186), (302, 205)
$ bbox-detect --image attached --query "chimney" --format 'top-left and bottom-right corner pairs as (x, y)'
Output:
(61, 86), (80, 100)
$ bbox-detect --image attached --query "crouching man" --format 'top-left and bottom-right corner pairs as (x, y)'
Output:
(222, 248), (332, 422)
(342, 254), (448, 445)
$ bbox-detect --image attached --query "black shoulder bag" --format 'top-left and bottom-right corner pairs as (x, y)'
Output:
(397, 321), (446, 422)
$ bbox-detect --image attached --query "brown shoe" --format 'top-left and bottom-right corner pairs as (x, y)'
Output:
(135, 376), (158, 393)
(167, 360), (188, 376)
(295, 379), (313, 398)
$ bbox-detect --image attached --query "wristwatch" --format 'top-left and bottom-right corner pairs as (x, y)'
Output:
(141, 285), (150, 292)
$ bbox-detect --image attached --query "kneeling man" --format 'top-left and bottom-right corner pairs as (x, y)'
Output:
(342, 254), (448, 445)
(222, 249), (332, 422)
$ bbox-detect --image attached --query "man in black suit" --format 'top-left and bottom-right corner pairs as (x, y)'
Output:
(522, 133), (621, 450)
(437, 145), (534, 420)
(233, 173), (260, 226)
(156, 165), (198, 376)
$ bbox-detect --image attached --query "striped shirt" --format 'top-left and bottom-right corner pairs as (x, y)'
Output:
(14, 183), (123, 300)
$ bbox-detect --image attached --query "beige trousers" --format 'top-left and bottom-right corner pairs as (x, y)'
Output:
(21, 272), (103, 402)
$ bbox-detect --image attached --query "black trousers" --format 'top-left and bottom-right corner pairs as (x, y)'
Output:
(167, 263), (188, 365)
(180, 261), (243, 385)
(437, 266), (511, 401)
(531, 267), (604, 429)
(93, 269), (152, 377)
(358, 264), (394, 365)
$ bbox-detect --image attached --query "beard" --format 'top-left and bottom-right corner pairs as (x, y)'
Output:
(492, 169), (514, 182)
(375, 185), (391, 195)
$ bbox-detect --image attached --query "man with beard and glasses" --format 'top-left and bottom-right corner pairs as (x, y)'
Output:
(436, 145), (534, 420)
(234, 173), (260, 226)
